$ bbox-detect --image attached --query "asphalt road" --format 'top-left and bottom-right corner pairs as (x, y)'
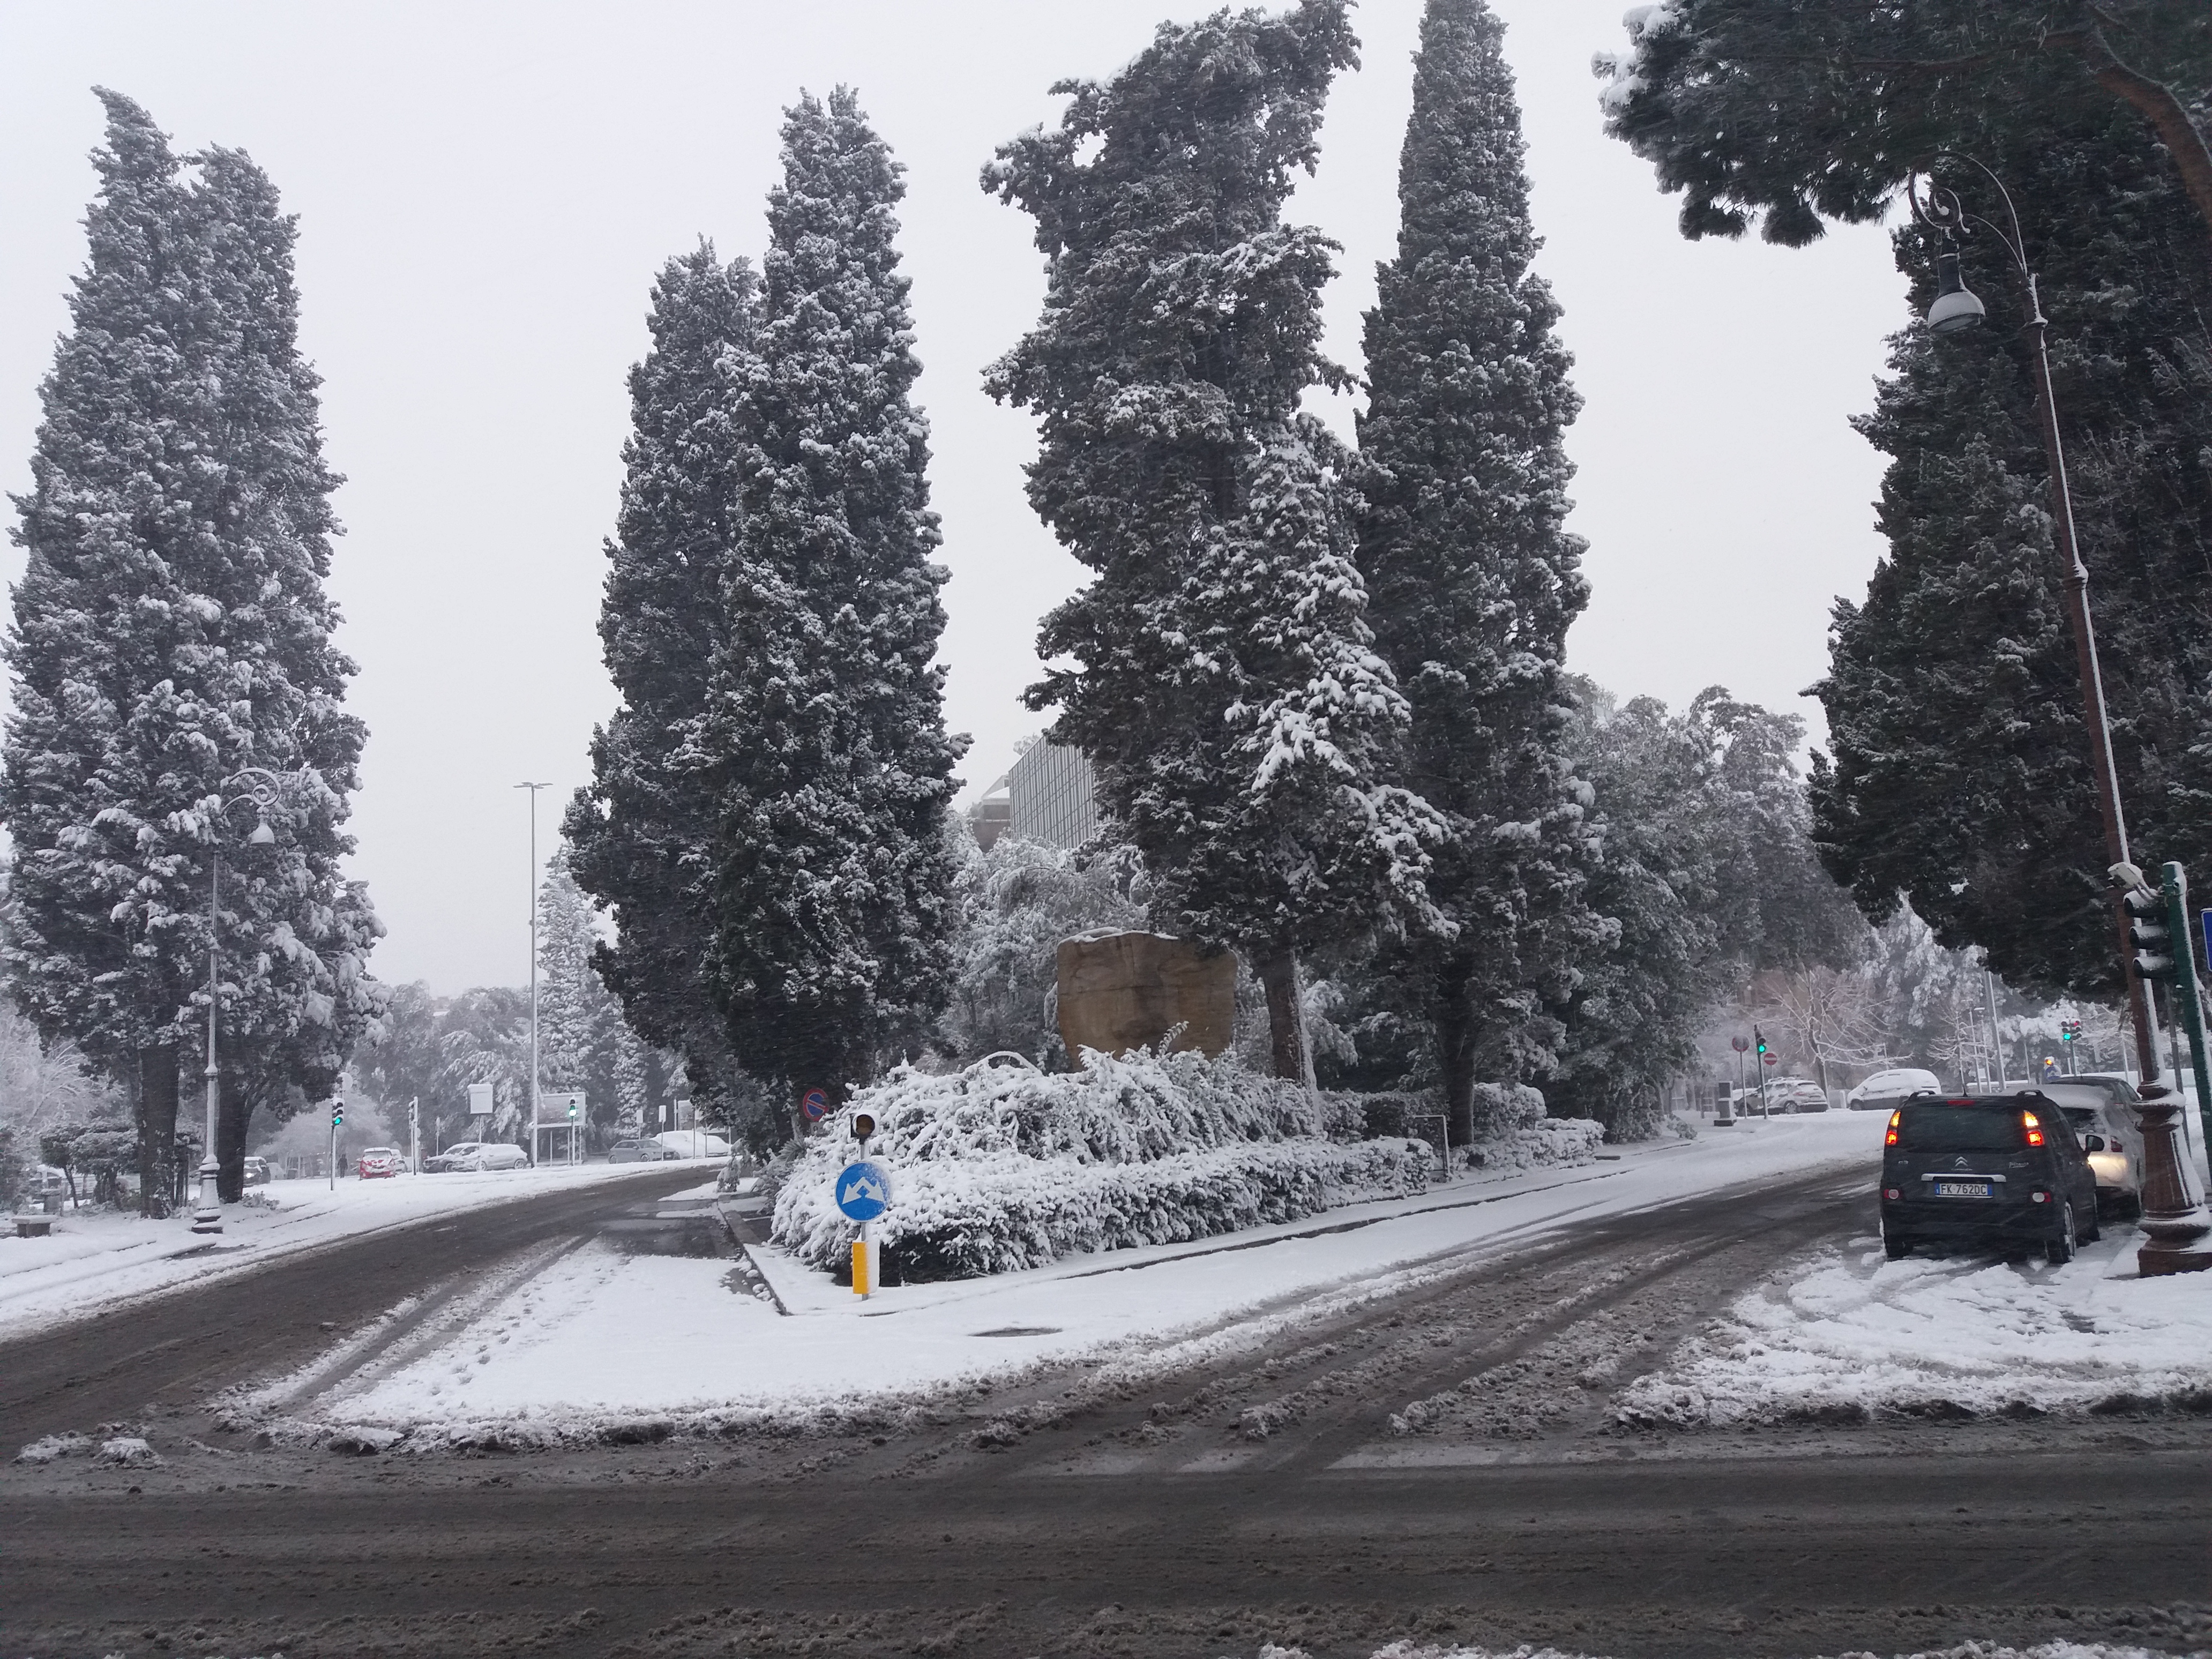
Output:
(0, 1162), (709, 1447)
(3, 1163), (2207, 1659)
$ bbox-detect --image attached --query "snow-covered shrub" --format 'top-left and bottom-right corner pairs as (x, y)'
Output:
(1467, 1081), (1544, 1139)
(1459, 1115), (1607, 1175)
(771, 1050), (1429, 1281)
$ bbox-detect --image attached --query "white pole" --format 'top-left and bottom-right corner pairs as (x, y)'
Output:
(516, 782), (549, 1162)
(191, 856), (223, 1233)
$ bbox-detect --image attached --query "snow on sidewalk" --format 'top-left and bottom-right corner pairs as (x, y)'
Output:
(0, 1159), (711, 1343)
(295, 1112), (1888, 1445)
(1613, 1227), (2212, 1427)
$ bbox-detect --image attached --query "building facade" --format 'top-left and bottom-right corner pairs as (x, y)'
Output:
(1007, 739), (1098, 850)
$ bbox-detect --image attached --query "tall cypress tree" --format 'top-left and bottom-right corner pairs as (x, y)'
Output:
(3, 94), (379, 1205)
(1356, 0), (1597, 1141)
(566, 244), (757, 1115)
(984, 2), (1444, 1079)
(708, 89), (963, 1114)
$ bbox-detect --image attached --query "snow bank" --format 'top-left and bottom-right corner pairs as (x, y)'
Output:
(1613, 1232), (2212, 1428)
(1259, 1644), (2183, 1659)
(772, 1051), (1430, 1280)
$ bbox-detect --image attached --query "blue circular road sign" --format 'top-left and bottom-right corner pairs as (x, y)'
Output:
(835, 1160), (891, 1222)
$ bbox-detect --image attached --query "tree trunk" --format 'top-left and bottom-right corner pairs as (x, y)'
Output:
(1254, 949), (1310, 1083)
(137, 1046), (178, 1218)
(216, 1074), (252, 1203)
(2067, 28), (2212, 251)
(1433, 962), (1479, 1149)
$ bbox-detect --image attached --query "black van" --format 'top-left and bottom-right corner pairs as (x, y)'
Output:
(1879, 1094), (2103, 1263)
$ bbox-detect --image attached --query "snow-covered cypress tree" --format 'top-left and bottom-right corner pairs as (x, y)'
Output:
(565, 245), (757, 1115)
(2, 94), (378, 1206)
(709, 88), (964, 1116)
(984, 2), (1444, 1080)
(536, 847), (630, 1130)
(1356, 0), (1598, 1141)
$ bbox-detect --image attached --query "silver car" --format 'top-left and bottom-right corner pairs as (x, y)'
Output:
(2023, 1083), (2143, 1218)
(424, 1140), (529, 1173)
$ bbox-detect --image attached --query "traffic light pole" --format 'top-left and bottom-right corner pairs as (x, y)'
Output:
(2160, 863), (2212, 1171)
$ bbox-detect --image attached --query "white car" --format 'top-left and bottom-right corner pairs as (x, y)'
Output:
(425, 1140), (529, 1173)
(651, 1131), (730, 1159)
(2024, 1082), (2143, 1217)
(1845, 1067), (1943, 1110)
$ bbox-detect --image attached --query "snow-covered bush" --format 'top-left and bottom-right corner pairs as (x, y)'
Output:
(771, 1050), (1430, 1281)
(1459, 1115), (1607, 1175)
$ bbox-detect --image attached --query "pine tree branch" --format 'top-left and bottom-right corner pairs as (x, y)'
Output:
(2052, 25), (2212, 251)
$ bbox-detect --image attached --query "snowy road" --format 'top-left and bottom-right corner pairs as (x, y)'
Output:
(4, 1154), (2206, 1659)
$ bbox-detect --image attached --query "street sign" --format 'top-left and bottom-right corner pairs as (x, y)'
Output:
(467, 1082), (494, 1119)
(1730, 1036), (1748, 1053)
(1762, 1052), (1778, 1067)
(835, 1160), (891, 1222)
(802, 1087), (831, 1122)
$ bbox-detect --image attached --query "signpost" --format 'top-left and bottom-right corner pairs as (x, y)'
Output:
(802, 1087), (831, 1126)
(1727, 1036), (1748, 1125)
(835, 1160), (891, 1298)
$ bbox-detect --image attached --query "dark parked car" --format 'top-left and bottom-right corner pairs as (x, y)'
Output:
(1880, 1094), (2102, 1263)
(605, 1138), (677, 1164)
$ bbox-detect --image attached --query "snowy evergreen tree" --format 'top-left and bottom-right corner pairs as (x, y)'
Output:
(1594, 1), (2212, 246)
(565, 244), (758, 1119)
(2, 93), (378, 1206)
(1355, 0), (1598, 1142)
(708, 89), (965, 1117)
(1811, 100), (2212, 1000)
(535, 847), (628, 1130)
(984, 1), (1444, 1080)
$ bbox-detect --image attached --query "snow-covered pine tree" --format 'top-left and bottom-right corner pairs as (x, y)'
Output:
(535, 847), (628, 1130)
(984, 2), (1444, 1080)
(708, 88), (965, 1117)
(2, 94), (379, 1206)
(1356, 0), (1598, 1141)
(565, 245), (758, 1119)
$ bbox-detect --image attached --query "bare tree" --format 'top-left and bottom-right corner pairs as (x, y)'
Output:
(1748, 966), (1890, 1097)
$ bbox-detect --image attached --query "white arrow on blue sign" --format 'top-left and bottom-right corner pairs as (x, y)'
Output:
(835, 1160), (891, 1222)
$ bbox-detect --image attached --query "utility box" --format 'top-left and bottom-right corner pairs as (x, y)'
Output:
(1056, 930), (1236, 1060)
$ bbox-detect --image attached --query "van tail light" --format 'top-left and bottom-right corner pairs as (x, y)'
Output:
(1883, 1187), (1901, 1201)
(2030, 1189), (2051, 1205)
(1885, 1109), (1901, 1147)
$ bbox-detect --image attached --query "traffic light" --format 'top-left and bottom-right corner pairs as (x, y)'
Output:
(567, 1097), (579, 1121)
(2059, 1018), (2082, 1044)
(332, 1099), (344, 1129)
(850, 1111), (877, 1146)
(2121, 879), (2176, 981)
(1753, 1028), (1768, 1058)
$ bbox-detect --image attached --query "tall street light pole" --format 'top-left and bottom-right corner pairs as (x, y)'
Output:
(1909, 161), (2211, 1275)
(516, 782), (550, 1156)
(190, 767), (295, 1235)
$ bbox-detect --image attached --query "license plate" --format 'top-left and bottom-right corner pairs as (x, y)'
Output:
(1933, 1180), (1992, 1198)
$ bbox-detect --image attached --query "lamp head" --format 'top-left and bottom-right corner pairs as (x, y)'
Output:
(1927, 241), (1986, 333)
(248, 815), (276, 846)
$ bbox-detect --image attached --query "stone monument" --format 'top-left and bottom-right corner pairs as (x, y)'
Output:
(1056, 930), (1236, 1059)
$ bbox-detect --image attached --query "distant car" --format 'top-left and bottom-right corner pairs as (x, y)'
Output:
(651, 1131), (731, 1159)
(424, 1141), (528, 1173)
(605, 1138), (678, 1164)
(1846, 1067), (1944, 1110)
(2023, 1082), (2143, 1219)
(1879, 1093), (2102, 1262)
(242, 1156), (271, 1187)
(1769, 1077), (1830, 1113)
(2068, 1072), (2144, 1106)
(356, 1146), (402, 1179)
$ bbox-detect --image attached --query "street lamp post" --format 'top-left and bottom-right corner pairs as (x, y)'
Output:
(515, 782), (550, 1160)
(1909, 161), (2212, 1275)
(189, 767), (297, 1236)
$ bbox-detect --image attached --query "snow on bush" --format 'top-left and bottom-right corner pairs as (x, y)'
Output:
(1349, 1084), (1605, 1177)
(772, 1050), (1430, 1281)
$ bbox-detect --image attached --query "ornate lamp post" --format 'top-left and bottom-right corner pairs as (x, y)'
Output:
(189, 766), (310, 1236)
(1908, 160), (2211, 1275)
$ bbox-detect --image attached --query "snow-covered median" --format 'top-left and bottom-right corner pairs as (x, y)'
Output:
(1614, 1229), (2212, 1428)
(256, 1112), (1888, 1449)
(0, 1159), (701, 1342)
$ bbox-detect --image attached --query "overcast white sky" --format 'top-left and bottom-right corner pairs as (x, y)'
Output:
(0, 1), (1903, 995)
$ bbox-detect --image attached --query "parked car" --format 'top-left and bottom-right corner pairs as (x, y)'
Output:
(2022, 1082), (2143, 1219)
(1769, 1077), (1830, 1113)
(424, 1140), (529, 1173)
(356, 1146), (402, 1179)
(1879, 1094), (2102, 1262)
(242, 1156), (271, 1187)
(606, 1138), (678, 1164)
(1847, 1067), (1944, 1110)
(651, 1131), (731, 1159)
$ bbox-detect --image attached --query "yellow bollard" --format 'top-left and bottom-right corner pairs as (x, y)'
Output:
(851, 1237), (871, 1297)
